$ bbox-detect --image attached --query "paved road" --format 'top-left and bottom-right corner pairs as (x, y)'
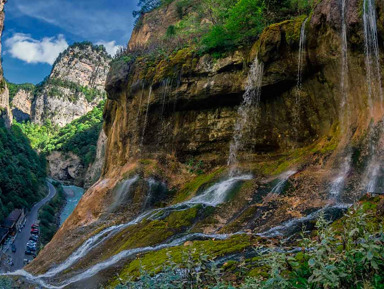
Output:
(8, 181), (56, 270)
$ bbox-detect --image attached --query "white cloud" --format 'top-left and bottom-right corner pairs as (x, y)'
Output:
(96, 41), (123, 57)
(5, 33), (68, 65)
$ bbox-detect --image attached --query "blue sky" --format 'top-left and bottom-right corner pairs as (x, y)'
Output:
(2, 0), (138, 84)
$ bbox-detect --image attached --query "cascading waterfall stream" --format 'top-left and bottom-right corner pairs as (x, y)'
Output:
(329, 155), (351, 202)
(363, 0), (383, 110)
(270, 170), (297, 194)
(340, 0), (349, 115)
(140, 86), (153, 146)
(327, 0), (352, 203)
(6, 175), (253, 287)
(228, 57), (264, 175)
(294, 17), (308, 139)
(363, 0), (384, 192)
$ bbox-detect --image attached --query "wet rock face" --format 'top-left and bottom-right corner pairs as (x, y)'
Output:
(84, 130), (107, 188)
(11, 89), (33, 122)
(31, 44), (111, 127)
(28, 0), (384, 283)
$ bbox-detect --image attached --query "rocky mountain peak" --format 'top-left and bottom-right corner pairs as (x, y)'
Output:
(50, 42), (111, 91)
(31, 42), (111, 127)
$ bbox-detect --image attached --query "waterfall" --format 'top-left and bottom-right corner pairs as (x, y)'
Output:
(296, 18), (308, 96)
(258, 204), (351, 238)
(228, 57), (264, 175)
(363, 0), (383, 110)
(184, 174), (253, 207)
(363, 0), (383, 192)
(340, 0), (349, 123)
(329, 155), (351, 201)
(271, 170), (297, 194)
(367, 163), (380, 193)
(21, 174), (252, 284)
(294, 18), (308, 140)
(141, 86), (153, 146)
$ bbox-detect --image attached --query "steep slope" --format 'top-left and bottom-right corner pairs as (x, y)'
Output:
(8, 83), (34, 122)
(22, 0), (384, 288)
(31, 42), (110, 127)
(0, 0), (11, 127)
(0, 1), (47, 223)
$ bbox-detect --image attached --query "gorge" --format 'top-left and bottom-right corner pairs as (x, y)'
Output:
(1, 0), (384, 288)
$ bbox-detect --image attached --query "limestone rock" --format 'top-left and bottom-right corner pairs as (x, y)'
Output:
(11, 89), (33, 121)
(31, 43), (111, 127)
(46, 151), (85, 187)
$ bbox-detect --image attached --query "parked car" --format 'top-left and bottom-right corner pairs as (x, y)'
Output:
(25, 250), (36, 258)
(31, 224), (39, 229)
(11, 244), (16, 253)
(29, 235), (38, 242)
(31, 230), (38, 235)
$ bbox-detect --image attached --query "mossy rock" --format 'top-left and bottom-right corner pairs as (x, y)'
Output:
(107, 234), (254, 288)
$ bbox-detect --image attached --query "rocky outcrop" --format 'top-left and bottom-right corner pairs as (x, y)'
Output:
(0, 0), (11, 127)
(11, 89), (32, 121)
(46, 152), (84, 187)
(31, 43), (111, 127)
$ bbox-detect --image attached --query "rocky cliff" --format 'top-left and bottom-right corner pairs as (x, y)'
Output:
(31, 43), (111, 127)
(0, 0), (11, 127)
(25, 0), (384, 287)
(11, 88), (33, 121)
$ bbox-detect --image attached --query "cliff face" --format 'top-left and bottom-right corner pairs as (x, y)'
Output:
(11, 89), (33, 121)
(27, 0), (384, 286)
(31, 43), (110, 127)
(46, 130), (107, 188)
(0, 0), (11, 127)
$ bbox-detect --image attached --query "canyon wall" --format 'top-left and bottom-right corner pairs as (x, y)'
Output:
(31, 43), (110, 127)
(27, 0), (384, 287)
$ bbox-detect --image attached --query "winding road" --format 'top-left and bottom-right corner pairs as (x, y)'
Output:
(7, 181), (56, 270)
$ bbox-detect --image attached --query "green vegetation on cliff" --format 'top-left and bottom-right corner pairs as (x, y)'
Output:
(0, 120), (47, 222)
(113, 197), (384, 289)
(6, 81), (35, 102)
(16, 101), (104, 167)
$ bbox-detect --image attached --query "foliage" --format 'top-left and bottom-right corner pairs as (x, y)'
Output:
(0, 120), (47, 222)
(38, 78), (106, 103)
(16, 101), (104, 167)
(186, 158), (204, 175)
(114, 204), (384, 288)
(200, 0), (265, 53)
(6, 81), (35, 102)
(39, 182), (66, 245)
(0, 276), (14, 288)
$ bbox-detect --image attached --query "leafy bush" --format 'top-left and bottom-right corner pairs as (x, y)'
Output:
(201, 0), (265, 53)
(116, 206), (384, 288)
